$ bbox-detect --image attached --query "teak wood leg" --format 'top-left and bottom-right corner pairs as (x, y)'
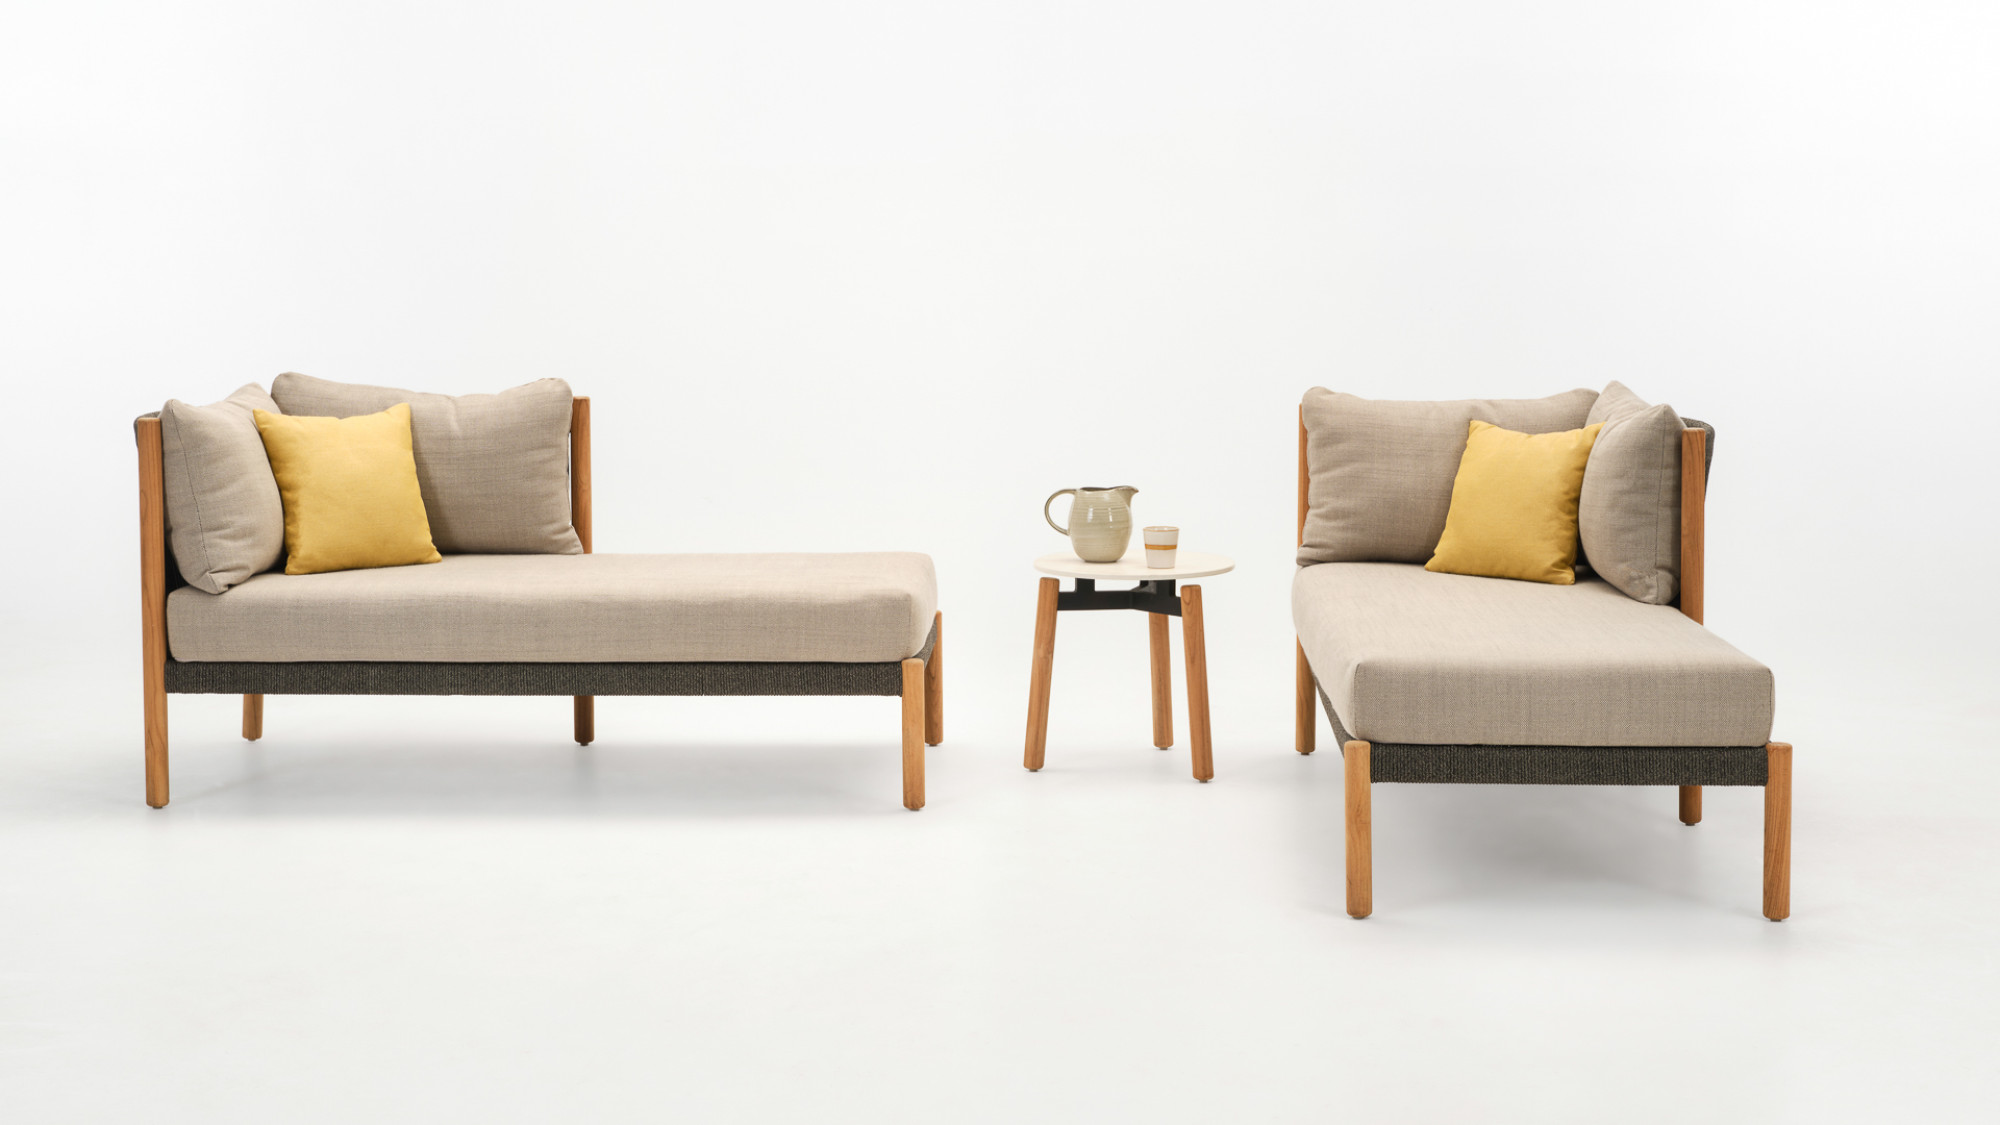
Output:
(1295, 640), (1316, 755)
(1344, 740), (1372, 918)
(144, 678), (168, 808)
(1023, 577), (1059, 772)
(1764, 742), (1792, 921)
(1149, 612), (1173, 749)
(242, 694), (264, 741)
(570, 398), (595, 750)
(902, 658), (926, 810)
(144, 675), (168, 808)
(924, 612), (943, 746)
(1679, 785), (1702, 825)
(137, 417), (169, 809)
(1181, 584), (1213, 782)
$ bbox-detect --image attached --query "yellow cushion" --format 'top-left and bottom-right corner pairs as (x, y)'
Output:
(253, 404), (442, 576)
(1425, 420), (1604, 585)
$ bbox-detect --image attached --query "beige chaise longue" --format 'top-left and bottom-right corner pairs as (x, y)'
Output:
(137, 374), (942, 811)
(1291, 383), (1791, 920)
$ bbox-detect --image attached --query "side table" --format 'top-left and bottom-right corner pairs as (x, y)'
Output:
(1023, 549), (1236, 782)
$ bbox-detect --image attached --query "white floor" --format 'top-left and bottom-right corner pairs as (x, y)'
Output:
(4, 636), (1996, 1124)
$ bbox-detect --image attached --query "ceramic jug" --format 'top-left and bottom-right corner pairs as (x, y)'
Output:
(1045, 486), (1138, 563)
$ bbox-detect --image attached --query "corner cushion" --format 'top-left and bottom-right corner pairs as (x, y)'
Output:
(168, 553), (938, 664)
(1293, 562), (1772, 746)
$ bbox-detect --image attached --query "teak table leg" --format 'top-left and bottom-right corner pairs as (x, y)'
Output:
(1149, 612), (1173, 749)
(1023, 577), (1059, 771)
(1295, 640), (1316, 755)
(1181, 584), (1213, 782)
(242, 694), (264, 741)
(1764, 742), (1792, 921)
(924, 612), (943, 746)
(1679, 785), (1702, 825)
(902, 658), (926, 810)
(1344, 740), (1372, 918)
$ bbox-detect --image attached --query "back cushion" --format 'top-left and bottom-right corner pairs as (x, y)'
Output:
(160, 383), (287, 593)
(1578, 380), (1684, 604)
(1298, 387), (1597, 565)
(271, 373), (582, 555)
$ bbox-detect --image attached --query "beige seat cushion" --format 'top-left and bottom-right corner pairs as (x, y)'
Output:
(271, 373), (582, 556)
(1298, 387), (1597, 566)
(168, 553), (938, 663)
(1293, 562), (1772, 746)
(1579, 381), (1684, 604)
(158, 385), (287, 594)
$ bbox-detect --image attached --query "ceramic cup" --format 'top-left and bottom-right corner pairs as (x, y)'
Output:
(1143, 525), (1179, 569)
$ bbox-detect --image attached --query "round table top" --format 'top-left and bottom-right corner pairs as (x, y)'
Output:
(1033, 549), (1235, 581)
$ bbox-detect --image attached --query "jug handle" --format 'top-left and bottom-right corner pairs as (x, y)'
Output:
(1044, 489), (1075, 536)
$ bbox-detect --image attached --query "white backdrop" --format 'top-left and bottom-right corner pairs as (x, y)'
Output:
(3, 3), (1997, 1120)
(4, 1), (1995, 727)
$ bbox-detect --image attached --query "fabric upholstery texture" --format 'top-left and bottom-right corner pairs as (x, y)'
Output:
(167, 553), (939, 663)
(271, 372), (581, 555)
(1297, 387), (1598, 566)
(254, 405), (443, 575)
(164, 625), (938, 698)
(1292, 561), (1774, 746)
(1579, 381), (1685, 604)
(158, 384), (286, 593)
(1426, 421), (1602, 585)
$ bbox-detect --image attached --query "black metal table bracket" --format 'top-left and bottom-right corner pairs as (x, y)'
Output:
(1054, 577), (1181, 617)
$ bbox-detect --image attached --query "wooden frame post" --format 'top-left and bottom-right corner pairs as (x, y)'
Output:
(902, 658), (926, 809)
(571, 396), (594, 745)
(1676, 426), (1708, 822)
(137, 418), (170, 808)
(1678, 427), (1706, 626)
(242, 694), (264, 741)
(1344, 740), (1371, 918)
(923, 611), (944, 746)
(1296, 643), (1317, 756)
(1296, 407), (1316, 754)
(1764, 741), (1792, 920)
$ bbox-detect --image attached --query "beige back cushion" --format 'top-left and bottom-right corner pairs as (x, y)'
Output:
(271, 373), (582, 555)
(1578, 381), (1684, 604)
(160, 384), (286, 593)
(1298, 387), (1598, 565)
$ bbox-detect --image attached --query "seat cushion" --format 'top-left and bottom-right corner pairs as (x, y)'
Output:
(1293, 562), (1772, 746)
(168, 553), (938, 663)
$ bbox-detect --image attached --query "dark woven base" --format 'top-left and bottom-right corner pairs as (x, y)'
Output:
(167, 625), (937, 698)
(1316, 682), (1766, 787)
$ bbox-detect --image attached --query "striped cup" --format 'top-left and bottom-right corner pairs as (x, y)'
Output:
(1143, 526), (1179, 569)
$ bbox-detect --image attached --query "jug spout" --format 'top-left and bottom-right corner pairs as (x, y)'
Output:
(1112, 485), (1138, 503)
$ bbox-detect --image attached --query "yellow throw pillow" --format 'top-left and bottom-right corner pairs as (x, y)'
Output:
(253, 404), (442, 576)
(1426, 420), (1604, 585)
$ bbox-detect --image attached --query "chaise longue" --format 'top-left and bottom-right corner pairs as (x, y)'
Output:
(1292, 384), (1791, 919)
(137, 375), (942, 811)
